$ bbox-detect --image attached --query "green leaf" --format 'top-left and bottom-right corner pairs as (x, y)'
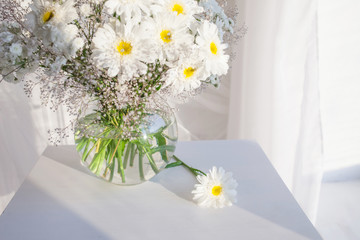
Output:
(162, 133), (178, 142)
(89, 152), (102, 173)
(83, 139), (98, 163)
(96, 150), (106, 175)
(75, 137), (84, 144)
(89, 139), (111, 175)
(76, 138), (87, 152)
(154, 133), (169, 163)
(81, 139), (91, 162)
(165, 161), (183, 169)
(150, 145), (175, 154)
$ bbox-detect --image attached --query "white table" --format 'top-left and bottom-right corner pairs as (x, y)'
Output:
(0, 140), (322, 240)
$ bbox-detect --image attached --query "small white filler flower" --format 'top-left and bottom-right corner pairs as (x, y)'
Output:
(9, 43), (23, 57)
(192, 166), (238, 208)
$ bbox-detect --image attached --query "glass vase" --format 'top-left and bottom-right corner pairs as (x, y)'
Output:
(74, 108), (178, 185)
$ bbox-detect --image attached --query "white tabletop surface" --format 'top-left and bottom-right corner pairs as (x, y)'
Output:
(0, 140), (322, 240)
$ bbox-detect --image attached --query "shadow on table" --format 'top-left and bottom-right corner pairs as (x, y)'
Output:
(43, 145), (94, 177)
(151, 166), (195, 202)
(151, 151), (322, 240)
(0, 180), (110, 240)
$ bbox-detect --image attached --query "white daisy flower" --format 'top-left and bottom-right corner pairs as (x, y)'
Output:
(152, 13), (193, 63)
(25, 0), (80, 57)
(156, 0), (203, 22)
(92, 19), (156, 79)
(192, 166), (238, 208)
(26, 0), (78, 33)
(196, 20), (229, 76)
(166, 48), (209, 94)
(105, 0), (154, 23)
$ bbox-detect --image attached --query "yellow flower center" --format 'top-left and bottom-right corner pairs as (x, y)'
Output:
(211, 185), (222, 196)
(183, 67), (196, 78)
(117, 41), (132, 56)
(160, 30), (172, 43)
(43, 10), (54, 23)
(210, 42), (218, 55)
(172, 4), (184, 15)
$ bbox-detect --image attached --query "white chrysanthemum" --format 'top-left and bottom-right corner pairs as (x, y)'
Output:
(152, 13), (193, 63)
(166, 49), (209, 94)
(26, 0), (81, 57)
(105, 0), (153, 23)
(196, 20), (229, 76)
(92, 19), (156, 79)
(156, 0), (203, 22)
(192, 166), (238, 208)
(26, 0), (78, 32)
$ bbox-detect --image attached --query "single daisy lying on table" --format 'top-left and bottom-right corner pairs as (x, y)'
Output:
(166, 158), (238, 208)
(192, 166), (238, 208)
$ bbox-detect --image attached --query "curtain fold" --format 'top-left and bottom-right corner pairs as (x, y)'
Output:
(227, 0), (323, 223)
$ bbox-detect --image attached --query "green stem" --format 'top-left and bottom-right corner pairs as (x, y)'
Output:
(142, 145), (159, 174)
(83, 138), (101, 163)
(129, 144), (137, 167)
(104, 139), (121, 177)
(171, 155), (206, 177)
(109, 152), (116, 182)
(123, 142), (131, 169)
(116, 141), (126, 183)
(138, 147), (145, 181)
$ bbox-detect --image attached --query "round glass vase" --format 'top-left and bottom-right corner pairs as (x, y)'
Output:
(74, 109), (178, 185)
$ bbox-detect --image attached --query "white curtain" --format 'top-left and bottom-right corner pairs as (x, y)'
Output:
(226, 0), (323, 222)
(318, 0), (360, 171)
(178, 0), (323, 222)
(179, 0), (323, 222)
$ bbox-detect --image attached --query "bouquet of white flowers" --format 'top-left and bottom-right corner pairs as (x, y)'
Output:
(0, 0), (241, 208)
